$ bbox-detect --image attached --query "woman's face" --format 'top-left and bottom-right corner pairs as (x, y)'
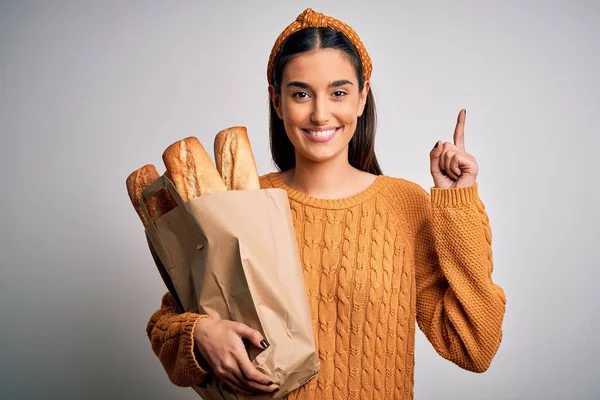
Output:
(269, 48), (370, 165)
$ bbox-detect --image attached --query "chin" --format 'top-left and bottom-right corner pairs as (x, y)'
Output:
(297, 146), (347, 165)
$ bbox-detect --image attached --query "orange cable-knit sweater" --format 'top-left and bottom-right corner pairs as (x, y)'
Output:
(146, 172), (506, 399)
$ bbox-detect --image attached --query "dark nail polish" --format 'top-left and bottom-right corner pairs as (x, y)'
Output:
(267, 381), (273, 386)
(273, 388), (280, 393)
(433, 141), (439, 149)
(260, 339), (270, 349)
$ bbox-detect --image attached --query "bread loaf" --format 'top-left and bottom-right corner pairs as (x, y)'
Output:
(127, 166), (182, 311)
(214, 126), (260, 191)
(126, 164), (176, 226)
(162, 136), (226, 200)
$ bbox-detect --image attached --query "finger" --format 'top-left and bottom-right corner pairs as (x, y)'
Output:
(438, 145), (450, 178)
(225, 382), (254, 396)
(443, 151), (458, 180)
(449, 154), (462, 178)
(238, 357), (275, 385)
(238, 358), (279, 392)
(453, 109), (466, 150)
(219, 370), (255, 396)
(430, 140), (443, 175)
(223, 379), (255, 396)
(235, 323), (269, 350)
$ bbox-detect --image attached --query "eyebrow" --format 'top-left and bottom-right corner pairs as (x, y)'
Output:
(286, 79), (354, 89)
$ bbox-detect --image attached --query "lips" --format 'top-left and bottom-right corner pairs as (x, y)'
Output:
(306, 128), (337, 137)
(302, 127), (341, 143)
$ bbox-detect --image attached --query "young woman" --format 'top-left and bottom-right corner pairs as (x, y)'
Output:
(146, 8), (506, 399)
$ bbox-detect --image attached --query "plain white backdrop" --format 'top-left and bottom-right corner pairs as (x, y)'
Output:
(1, 1), (598, 399)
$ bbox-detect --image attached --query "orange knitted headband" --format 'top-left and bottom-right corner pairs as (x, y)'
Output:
(267, 8), (372, 86)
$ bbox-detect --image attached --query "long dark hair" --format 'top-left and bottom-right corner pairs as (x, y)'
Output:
(269, 27), (383, 175)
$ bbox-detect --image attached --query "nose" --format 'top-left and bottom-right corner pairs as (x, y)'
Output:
(310, 96), (330, 125)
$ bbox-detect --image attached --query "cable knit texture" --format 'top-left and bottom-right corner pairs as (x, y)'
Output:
(146, 172), (506, 399)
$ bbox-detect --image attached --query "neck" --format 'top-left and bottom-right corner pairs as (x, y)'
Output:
(286, 151), (358, 198)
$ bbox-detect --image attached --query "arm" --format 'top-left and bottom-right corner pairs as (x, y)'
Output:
(146, 291), (212, 387)
(147, 292), (279, 394)
(411, 182), (506, 372)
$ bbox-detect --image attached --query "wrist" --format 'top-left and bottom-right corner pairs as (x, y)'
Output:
(193, 315), (212, 345)
(192, 316), (213, 371)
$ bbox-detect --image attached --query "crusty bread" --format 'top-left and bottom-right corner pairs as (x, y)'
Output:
(126, 164), (176, 226)
(214, 126), (260, 191)
(162, 136), (226, 200)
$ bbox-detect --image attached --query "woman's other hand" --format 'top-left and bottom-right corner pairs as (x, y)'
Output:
(193, 318), (279, 395)
(430, 109), (479, 189)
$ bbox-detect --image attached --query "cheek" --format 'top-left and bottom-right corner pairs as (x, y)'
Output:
(339, 102), (361, 127)
(346, 105), (360, 120)
(281, 100), (304, 125)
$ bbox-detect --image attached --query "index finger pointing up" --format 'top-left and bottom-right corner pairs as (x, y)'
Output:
(453, 109), (466, 150)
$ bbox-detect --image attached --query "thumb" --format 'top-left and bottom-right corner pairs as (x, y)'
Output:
(430, 141), (443, 174)
(235, 323), (270, 350)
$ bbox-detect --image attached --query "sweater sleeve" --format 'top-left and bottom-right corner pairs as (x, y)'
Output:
(146, 291), (213, 386)
(410, 181), (506, 372)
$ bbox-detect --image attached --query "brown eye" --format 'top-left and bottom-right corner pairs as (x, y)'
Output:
(333, 90), (347, 97)
(292, 91), (309, 98)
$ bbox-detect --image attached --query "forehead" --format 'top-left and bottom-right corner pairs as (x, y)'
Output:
(282, 48), (357, 84)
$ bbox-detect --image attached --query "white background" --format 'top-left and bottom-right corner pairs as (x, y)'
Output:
(1, 1), (598, 399)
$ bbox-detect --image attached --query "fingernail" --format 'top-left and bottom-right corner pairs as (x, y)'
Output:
(261, 339), (270, 349)
(267, 381), (273, 385)
(273, 388), (280, 393)
(433, 141), (439, 149)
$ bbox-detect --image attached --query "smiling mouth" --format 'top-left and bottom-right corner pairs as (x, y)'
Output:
(302, 128), (340, 138)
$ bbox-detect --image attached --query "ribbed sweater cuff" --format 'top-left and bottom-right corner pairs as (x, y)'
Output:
(185, 314), (213, 378)
(430, 181), (479, 207)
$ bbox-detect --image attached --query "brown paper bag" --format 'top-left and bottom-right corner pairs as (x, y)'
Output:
(141, 175), (319, 399)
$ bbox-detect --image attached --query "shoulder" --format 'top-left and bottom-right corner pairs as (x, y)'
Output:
(377, 175), (433, 226)
(378, 175), (430, 204)
(376, 176), (433, 237)
(259, 172), (276, 189)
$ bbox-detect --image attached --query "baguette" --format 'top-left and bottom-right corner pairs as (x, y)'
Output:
(126, 164), (176, 226)
(127, 166), (182, 311)
(214, 126), (260, 191)
(162, 136), (226, 200)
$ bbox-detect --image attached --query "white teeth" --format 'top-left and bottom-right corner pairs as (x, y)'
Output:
(307, 128), (337, 137)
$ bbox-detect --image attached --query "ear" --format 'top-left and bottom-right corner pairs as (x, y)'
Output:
(268, 85), (283, 120)
(357, 80), (370, 117)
